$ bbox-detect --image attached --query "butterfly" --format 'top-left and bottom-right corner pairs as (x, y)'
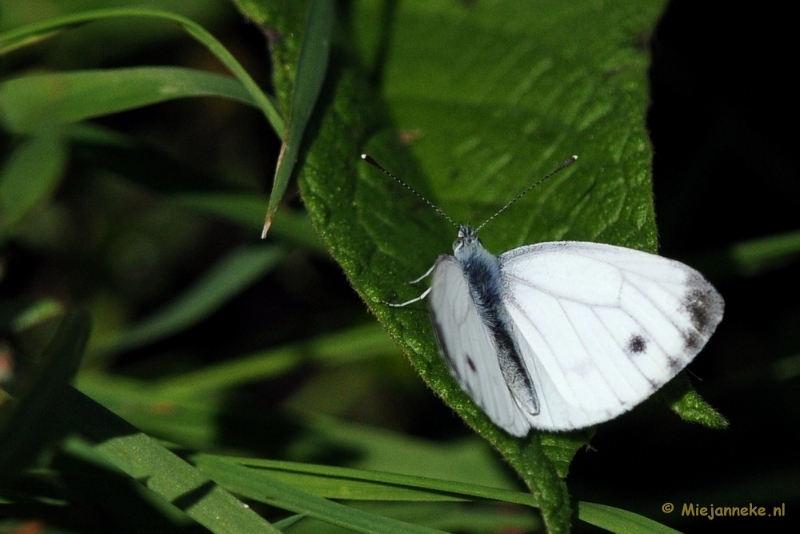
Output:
(362, 154), (724, 436)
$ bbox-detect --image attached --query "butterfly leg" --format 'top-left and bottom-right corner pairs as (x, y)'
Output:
(386, 287), (432, 308)
(383, 264), (435, 307)
(408, 264), (436, 284)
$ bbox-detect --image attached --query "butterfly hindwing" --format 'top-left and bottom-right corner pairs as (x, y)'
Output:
(429, 256), (531, 436)
(499, 241), (724, 431)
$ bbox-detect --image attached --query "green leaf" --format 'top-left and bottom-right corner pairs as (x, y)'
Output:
(65, 122), (230, 194)
(0, 127), (67, 235)
(273, 513), (308, 530)
(61, 388), (280, 534)
(0, 67), (258, 133)
(90, 245), (285, 357)
(262, 0), (334, 236)
(282, 415), (524, 496)
(0, 7), (283, 135)
(80, 323), (396, 404)
(194, 458), (681, 532)
(241, 1), (670, 531)
(0, 308), (89, 481)
(578, 501), (681, 534)
(195, 454), (449, 534)
(666, 379), (729, 429)
(728, 229), (800, 277)
(2, 298), (65, 332)
(215, 456), (536, 505)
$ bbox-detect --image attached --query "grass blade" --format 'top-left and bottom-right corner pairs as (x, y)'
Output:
(578, 501), (681, 534)
(196, 454), (449, 534)
(0, 67), (258, 133)
(0, 7), (284, 136)
(0, 309), (89, 480)
(91, 245), (285, 357)
(262, 0), (334, 237)
(0, 127), (67, 235)
(62, 388), (280, 534)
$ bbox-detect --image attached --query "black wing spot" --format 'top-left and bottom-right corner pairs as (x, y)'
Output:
(466, 355), (477, 373)
(626, 335), (647, 355)
(667, 356), (682, 372)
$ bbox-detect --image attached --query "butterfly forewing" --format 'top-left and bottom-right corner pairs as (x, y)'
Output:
(430, 256), (531, 436)
(499, 241), (724, 430)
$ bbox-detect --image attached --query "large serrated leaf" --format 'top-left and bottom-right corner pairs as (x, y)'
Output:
(234, 1), (668, 532)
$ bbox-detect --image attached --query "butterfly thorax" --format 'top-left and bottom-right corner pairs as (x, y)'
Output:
(453, 225), (502, 325)
(452, 224), (539, 415)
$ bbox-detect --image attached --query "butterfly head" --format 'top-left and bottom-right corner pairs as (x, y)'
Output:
(453, 224), (483, 258)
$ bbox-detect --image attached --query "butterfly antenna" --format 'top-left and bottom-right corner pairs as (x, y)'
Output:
(361, 154), (458, 228)
(475, 155), (578, 233)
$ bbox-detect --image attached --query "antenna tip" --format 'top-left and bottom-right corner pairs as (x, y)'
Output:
(555, 155), (578, 171)
(361, 153), (380, 167)
(572, 155), (578, 160)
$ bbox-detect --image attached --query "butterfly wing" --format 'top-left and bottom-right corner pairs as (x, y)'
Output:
(429, 255), (531, 436)
(499, 241), (724, 431)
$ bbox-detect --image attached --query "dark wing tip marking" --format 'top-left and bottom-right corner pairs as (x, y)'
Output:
(682, 273), (725, 335)
(678, 273), (724, 351)
(666, 356), (683, 372)
(682, 329), (702, 351)
(684, 288), (713, 332)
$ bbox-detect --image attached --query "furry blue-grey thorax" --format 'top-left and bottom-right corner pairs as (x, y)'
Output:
(452, 225), (501, 311)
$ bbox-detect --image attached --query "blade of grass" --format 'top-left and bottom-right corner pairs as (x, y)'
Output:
(5, 299), (65, 332)
(214, 456), (537, 506)
(202, 457), (682, 533)
(67, 123), (229, 193)
(0, 67), (258, 133)
(578, 501), (681, 534)
(0, 7), (284, 136)
(195, 454), (449, 534)
(0, 309), (89, 481)
(89, 245), (285, 358)
(273, 513), (308, 530)
(345, 501), (540, 533)
(151, 323), (396, 399)
(62, 388), (280, 534)
(0, 126), (67, 236)
(78, 323), (397, 404)
(262, 0), (333, 237)
(729, 229), (800, 276)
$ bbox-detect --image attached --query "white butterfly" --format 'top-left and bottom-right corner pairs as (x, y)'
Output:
(362, 154), (724, 436)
